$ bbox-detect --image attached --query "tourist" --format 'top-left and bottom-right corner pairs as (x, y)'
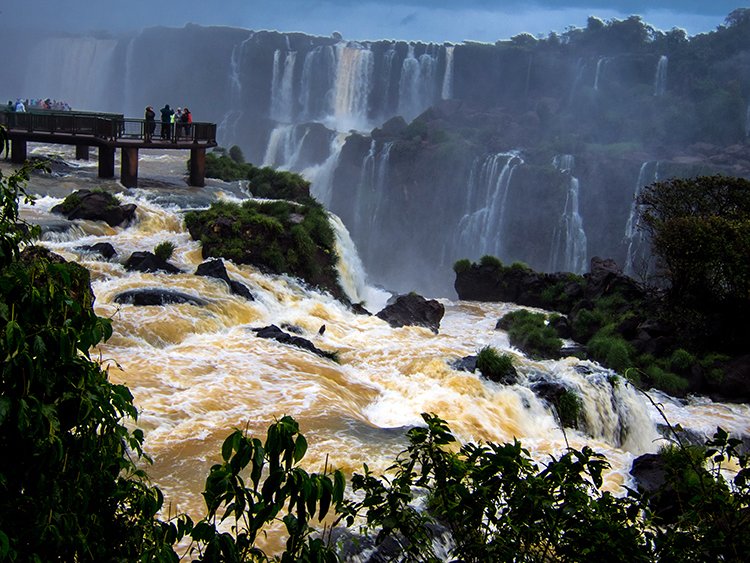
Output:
(6, 101), (14, 113)
(144, 106), (156, 142)
(180, 107), (192, 138)
(160, 104), (173, 139)
(14, 99), (25, 112)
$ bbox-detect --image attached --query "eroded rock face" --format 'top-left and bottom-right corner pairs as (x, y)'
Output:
(113, 289), (208, 306)
(376, 293), (445, 333)
(51, 190), (137, 227)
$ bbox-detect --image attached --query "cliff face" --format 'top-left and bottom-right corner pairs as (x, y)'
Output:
(3, 15), (750, 296)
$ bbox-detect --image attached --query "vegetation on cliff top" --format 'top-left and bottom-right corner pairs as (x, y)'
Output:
(195, 146), (344, 298)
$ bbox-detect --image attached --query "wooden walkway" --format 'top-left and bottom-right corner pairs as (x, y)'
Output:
(0, 109), (218, 187)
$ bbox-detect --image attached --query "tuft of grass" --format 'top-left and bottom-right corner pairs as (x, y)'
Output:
(476, 346), (516, 382)
(453, 258), (472, 274)
(153, 241), (176, 262)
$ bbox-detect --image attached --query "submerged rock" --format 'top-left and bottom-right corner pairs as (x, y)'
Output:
(195, 258), (254, 300)
(251, 324), (337, 361)
(76, 242), (117, 260)
(113, 289), (208, 306)
(124, 251), (181, 274)
(376, 293), (445, 333)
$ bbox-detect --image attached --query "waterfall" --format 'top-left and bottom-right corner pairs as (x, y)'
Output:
(307, 133), (348, 206)
(270, 49), (297, 123)
(654, 55), (668, 97)
(218, 33), (254, 145)
(329, 213), (369, 305)
(548, 155), (588, 274)
(23, 36), (119, 112)
(299, 45), (336, 121)
(351, 141), (393, 261)
(262, 124), (311, 169)
(441, 45), (455, 100)
(624, 162), (659, 277)
(593, 56), (607, 91)
(398, 44), (438, 122)
(330, 42), (375, 132)
(453, 152), (524, 261)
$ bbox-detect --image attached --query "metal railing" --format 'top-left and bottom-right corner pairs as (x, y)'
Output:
(0, 110), (216, 145)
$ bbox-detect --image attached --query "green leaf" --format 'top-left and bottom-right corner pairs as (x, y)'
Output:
(293, 434), (308, 463)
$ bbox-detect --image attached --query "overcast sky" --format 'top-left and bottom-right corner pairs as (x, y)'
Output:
(1, 1), (745, 42)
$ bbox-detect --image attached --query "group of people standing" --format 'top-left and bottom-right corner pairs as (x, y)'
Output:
(144, 104), (192, 142)
(7, 98), (72, 112)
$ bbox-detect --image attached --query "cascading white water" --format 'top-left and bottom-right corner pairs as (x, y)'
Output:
(270, 50), (297, 123)
(441, 45), (455, 100)
(351, 141), (393, 258)
(217, 33), (254, 145)
(299, 45), (335, 121)
(398, 44), (438, 122)
(453, 152), (523, 261)
(330, 42), (375, 132)
(262, 124), (311, 169)
(654, 55), (668, 97)
(23, 36), (118, 111)
(306, 133), (348, 206)
(16, 151), (750, 550)
(624, 161), (659, 277)
(593, 56), (607, 91)
(548, 155), (588, 274)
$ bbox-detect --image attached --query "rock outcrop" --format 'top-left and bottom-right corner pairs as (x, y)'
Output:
(124, 251), (181, 274)
(376, 293), (445, 333)
(251, 324), (337, 361)
(195, 259), (254, 300)
(51, 190), (136, 227)
(113, 289), (208, 306)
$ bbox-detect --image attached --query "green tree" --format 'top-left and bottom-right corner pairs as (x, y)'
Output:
(636, 175), (750, 349)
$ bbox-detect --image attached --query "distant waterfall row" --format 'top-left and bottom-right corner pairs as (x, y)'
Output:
(243, 38), (455, 136)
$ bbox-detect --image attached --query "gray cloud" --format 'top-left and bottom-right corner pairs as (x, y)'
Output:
(0, 0), (741, 42)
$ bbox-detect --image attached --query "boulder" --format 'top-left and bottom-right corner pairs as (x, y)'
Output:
(583, 257), (644, 303)
(376, 293), (444, 333)
(124, 251), (181, 274)
(195, 259), (254, 300)
(77, 242), (117, 260)
(450, 355), (478, 373)
(251, 324), (337, 361)
(51, 189), (136, 227)
(708, 354), (750, 403)
(113, 289), (208, 306)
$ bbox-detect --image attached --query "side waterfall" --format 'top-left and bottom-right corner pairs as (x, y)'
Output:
(270, 49), (297, 123)
(654, 55), (668, 97)
(624, 161), (659, 277)
(548, 155), (588, 274)
(441, 45), (455, 100)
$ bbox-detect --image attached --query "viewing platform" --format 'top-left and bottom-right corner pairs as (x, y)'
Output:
(0, 109), (218, 187)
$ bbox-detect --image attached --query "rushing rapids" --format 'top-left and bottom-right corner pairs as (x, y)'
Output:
(11, 147), (750, 547)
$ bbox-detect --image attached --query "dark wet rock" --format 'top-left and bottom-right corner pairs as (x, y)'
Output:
(195, 258), (254, 300)
(51, 189), (137, 227)
(559, 344), (587, 359)
(113, 289), (208, 306)
(124, 251), (181, 274)
(631, 453), (681, 520)
(350, 302), (372, 316)
(376, 293), (444, 333)
(281, 323), (305, 335)
(451, 355), (478, 373)
(655, 423), (707, 448)
(549, 314), (572, 339)
(707, 354), (750, 403)
(251, 324), (337, 361)
(77, 242), (117, 260)
(584, 257), (644, 303)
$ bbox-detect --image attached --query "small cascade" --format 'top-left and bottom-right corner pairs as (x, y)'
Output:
(398, 44), (438, 122)
(453, 152), (524, 261)
(593, 56), (607, 91)
(270, 49), (297, 123)
(330, 42), (375, 132)
(328, 213), (369, 306)
(624, 161), (659, 277)
(548, 155), (588, 274)
(299, 45), (336, 121)
(307, 133), (348, 206)
(262, 124), (311, 169)
(351, 141), (393, 264)
(654, 55), (668, 97)
(441, 45), (455, 100)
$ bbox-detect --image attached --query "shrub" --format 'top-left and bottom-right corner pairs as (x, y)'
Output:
(498, 309), (562, 359)
(669, 348), (695, 372)
(588, 334), (634, 373)
(153, 240), (175, 262)
(557, 389), (583, 429)
(453, 258), (471, 274)
(644, 365), (689, 395)
(479, 254), (503, 268)
(476, 346), (516, 382)
(228, 144), (245, 164)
